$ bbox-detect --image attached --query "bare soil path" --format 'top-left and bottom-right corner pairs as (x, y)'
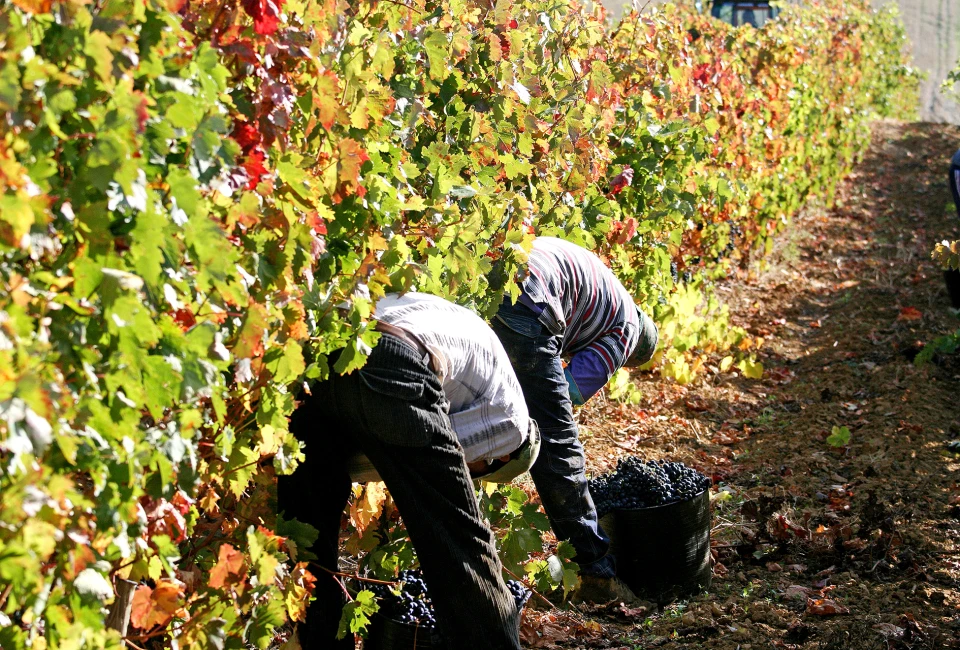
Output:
(525, 121), (960, 649)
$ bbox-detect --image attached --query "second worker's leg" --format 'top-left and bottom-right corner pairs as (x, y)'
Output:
(492, 318), (614, 577)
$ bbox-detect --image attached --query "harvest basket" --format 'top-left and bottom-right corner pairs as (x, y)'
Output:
(598, 489), (711, 605)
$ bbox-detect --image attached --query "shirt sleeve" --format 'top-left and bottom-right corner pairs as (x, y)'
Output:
(566, 321), (637, 402)
(567, 346), (620, 403)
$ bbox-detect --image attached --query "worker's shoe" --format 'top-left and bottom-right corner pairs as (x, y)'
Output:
(571, 575), (639, 605)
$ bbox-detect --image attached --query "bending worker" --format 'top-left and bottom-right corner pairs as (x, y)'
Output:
(278, 291), (538, 649)
(493, 236), (659, 604)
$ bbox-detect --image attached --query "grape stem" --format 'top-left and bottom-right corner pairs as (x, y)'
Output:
(310, 562), (400, 586)
(501, 566), (555, 609)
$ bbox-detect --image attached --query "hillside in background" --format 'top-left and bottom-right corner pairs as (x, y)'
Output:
(601, 0), (960, 125)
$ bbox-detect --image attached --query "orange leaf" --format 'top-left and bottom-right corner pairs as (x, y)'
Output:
(806, 598), (849, 616)
(11, 0), (52, 13)
(232, 301), (268, 359)
(314, 71), (341, 130)
(130, 581), (184, 630)
(209, 543), (245, 590)
(337, 138), (369, 189)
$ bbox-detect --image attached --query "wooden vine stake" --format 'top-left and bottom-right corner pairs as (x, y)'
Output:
(105, 578), (137, 636)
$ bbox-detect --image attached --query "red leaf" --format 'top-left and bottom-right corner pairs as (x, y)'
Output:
(241, 0), (285, 36)
(897, 306), (923, 321)
(141, 496), (188, 543)
(309, 213), (327, 235)
(134, 92), (150, 134)
(608, 166), (634, 196)
(232, 121), (262, 152)
(220, 39), (259, 65)
(242, 149), (269, 190)
(173, 307), (197, 332)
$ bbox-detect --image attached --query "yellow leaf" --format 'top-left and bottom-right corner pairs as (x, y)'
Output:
(366, 232), (388, 252)
(738, 359), (764, 380)
(349, 482), (387, 536)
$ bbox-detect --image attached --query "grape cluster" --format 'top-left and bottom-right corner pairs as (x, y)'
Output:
(589, 457), (710, 517)
(507, 579), (532, 609)
(370, 570), (437, 627)
(371, 569), (531, 628)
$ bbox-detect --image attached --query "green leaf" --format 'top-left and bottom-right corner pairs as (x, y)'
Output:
(0, 60), (22, 112)
(247, 597), (287, 649)
(826, 425), (851, 448)
(85, 31), (115, 84)
(265, 340), (305, 385)
(337, 590), (379, 640)
(501, 154), (533, 181)
(225, 446), (259, 498)
(423, 31), (450, 81)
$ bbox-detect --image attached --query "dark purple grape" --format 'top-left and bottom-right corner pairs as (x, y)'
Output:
(588, 457), (711, 517)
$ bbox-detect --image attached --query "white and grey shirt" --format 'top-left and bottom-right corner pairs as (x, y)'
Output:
(375, 292), (530, 464)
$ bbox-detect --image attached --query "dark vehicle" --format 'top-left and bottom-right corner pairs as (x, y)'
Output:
(711, 1), (781, 28)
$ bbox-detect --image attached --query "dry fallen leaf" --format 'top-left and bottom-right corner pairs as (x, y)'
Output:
(806, 598), (849, 616)
(896, 306), (923, 321)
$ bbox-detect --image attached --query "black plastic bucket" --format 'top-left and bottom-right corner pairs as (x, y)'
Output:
(599, 489), (711, 605)
(364, 614), (440, 650)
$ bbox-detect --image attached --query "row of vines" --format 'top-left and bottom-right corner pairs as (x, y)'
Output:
(0, 0), (917, 648)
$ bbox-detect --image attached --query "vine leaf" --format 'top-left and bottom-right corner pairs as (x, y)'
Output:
(209, 543), (246, 589)
(241, 0), (285, 36)
(130, 581), (184, 629)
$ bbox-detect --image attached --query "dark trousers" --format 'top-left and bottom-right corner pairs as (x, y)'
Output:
(277, 335), (520, 650)
(491, 301), (615, 578)
(947, 164), (960, 309)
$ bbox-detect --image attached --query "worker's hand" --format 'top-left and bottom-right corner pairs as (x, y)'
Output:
(466, 454), (512, 476)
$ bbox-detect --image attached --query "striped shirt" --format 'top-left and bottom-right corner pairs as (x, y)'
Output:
(519, 237), (641, 401)
(375, 293), (530, 464)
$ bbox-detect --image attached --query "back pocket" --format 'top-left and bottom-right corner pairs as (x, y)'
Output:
(359, 366), (425, 401)
(358, 366), (442, 447)
(495, 310), (543, 339)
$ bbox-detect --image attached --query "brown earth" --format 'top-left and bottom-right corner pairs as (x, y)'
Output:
(521, 120), (960, 649)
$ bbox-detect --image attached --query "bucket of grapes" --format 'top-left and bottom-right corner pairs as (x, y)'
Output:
(364, 570), (531, 650)
(590, 458), (712, 605)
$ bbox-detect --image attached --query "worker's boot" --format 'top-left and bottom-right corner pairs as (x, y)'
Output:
(571, 575), (639, 605)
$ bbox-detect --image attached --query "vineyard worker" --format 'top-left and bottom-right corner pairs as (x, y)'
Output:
(279, 291), (537, 650)
(946, 148), (960, 309)
(492, 236), (659, 604)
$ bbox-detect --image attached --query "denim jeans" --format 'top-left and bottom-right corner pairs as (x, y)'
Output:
(277, 334), (521, 650)
(492, 300), (616, 578)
